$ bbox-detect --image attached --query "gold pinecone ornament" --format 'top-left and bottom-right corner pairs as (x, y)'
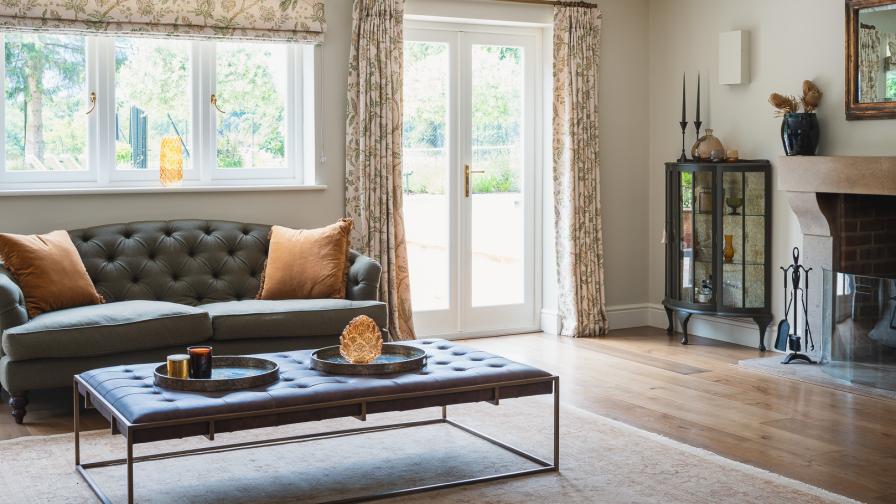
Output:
(339, 315), (383, 364)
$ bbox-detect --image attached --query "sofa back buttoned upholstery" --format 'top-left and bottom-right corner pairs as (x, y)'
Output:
(70, 220), (271, 306)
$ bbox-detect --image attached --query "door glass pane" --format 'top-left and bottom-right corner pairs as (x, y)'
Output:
(471, 44), (525, 307)
(722, 170), (766, 309)
(115, 38), (191, 171)
(4, 33), (87, 172)
(403, 41), (450, 311)
(216, 42), (286, 170)
(679, 171), (694, 301)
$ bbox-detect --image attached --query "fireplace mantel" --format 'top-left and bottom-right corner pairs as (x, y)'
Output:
(774, 155), (896, 359)
(777, 156), (896, 196)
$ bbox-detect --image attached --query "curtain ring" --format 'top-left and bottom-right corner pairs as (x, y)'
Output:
(211, 94), (226, 114)
(85, 92), (97, 116)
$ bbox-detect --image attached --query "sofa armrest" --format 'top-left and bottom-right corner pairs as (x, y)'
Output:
(346, 251), (382, 301)
(0, 266), (28, 335)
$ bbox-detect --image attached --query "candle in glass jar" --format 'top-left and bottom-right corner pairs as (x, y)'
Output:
(187, 346), (213, 379)
(166, 354), (190, 379)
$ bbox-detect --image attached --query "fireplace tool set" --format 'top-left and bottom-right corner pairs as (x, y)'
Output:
(775, 247), (815, 364)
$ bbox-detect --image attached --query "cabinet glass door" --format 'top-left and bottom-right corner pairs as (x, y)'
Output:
(721, 170), (766, 309)
(679, 168), (714, 305)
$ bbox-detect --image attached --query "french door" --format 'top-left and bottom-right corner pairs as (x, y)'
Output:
(403, 24), (539, 338)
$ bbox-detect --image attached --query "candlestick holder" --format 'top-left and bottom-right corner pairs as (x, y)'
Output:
(678, 121), (688, 162)
(693, 120), (703, 140)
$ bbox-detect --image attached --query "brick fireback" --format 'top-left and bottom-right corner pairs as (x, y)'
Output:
(831, 194), (896, 277)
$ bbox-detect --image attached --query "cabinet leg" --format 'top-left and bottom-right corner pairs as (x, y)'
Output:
(664, 306), (674, 335)
(679, 313), (692, 345)
(753, 316), (772, 352)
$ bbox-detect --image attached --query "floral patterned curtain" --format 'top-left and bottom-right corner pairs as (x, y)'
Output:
(552, 1), (608, 338)
(859, 25), (882, 103)
(345, 0), (416, 341)
(0, 0), (326, 43)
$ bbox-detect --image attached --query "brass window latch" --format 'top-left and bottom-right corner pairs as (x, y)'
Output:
(211, 94), (226, 114)
(85, 92), (97, 115)
(464, 164), (485, 197)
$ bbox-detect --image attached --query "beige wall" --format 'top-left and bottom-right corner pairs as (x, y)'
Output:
(648, 0), (896, 343)
(0, 0), (352, 235)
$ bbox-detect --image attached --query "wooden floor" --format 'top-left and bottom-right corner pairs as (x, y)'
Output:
(2, 327), (895, 503)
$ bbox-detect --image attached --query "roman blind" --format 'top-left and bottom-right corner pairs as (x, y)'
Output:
(0, 0), (326, 43)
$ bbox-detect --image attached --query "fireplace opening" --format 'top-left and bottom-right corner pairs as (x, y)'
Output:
(820, 193), (896, 391)
(823, 270), (896, 391)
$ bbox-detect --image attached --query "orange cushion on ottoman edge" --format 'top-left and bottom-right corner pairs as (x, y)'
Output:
(0, 230), (103, 318)
(257, 219), (354, 301)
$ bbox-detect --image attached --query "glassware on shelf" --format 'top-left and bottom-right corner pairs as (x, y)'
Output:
(726, 196), (744, 215)
(696, 276), (713, 304)
(723, 234), (735, 263)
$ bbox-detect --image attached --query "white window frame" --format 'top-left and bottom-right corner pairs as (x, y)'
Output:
(0, 33), (319, 193)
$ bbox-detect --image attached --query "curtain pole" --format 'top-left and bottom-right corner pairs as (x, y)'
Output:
(494, 0), (600, 9)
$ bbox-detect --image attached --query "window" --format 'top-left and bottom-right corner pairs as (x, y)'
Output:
(3, 33), (89, 180)
(215, 42), (287, 172)
(0, 33), (316, 190)
(114, 38), (191, 174)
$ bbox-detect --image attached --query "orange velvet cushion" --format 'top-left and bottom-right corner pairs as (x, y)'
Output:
(0, 230), (103, 318)
(257, 219), (353, 300)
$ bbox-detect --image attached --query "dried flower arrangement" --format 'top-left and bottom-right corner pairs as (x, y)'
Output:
(768, 80), (823, 116)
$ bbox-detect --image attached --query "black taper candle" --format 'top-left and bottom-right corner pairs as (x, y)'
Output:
(678, 72), (688, 162)
(681, 73), (686, 123)
(694, 73), (702, 138)
(696, 73), (701, 123)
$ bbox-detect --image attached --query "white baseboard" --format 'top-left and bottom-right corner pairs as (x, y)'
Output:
(540, 304), (653, 335)
(646, 304), (771, 349)
(540, 303), (770, 348)
(607, 303), (652, 330)
(540, 309), (560, 335)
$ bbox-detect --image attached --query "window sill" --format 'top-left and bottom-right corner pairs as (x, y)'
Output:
(0, 183), (327, 197)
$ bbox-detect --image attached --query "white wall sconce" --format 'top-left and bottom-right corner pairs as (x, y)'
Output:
(719, 30), (750, 85)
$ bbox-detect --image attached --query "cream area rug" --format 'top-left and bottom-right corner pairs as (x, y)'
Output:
(0, 397), (857, 504)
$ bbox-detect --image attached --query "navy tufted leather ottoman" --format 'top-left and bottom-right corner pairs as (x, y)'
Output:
(74, 339), (559, 504)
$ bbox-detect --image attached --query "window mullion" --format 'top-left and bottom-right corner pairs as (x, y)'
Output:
(0, 34), (6, 176)
(89, 37), (115, 184)
(194, 41), (215, 183)
(287, 45), (299, 183)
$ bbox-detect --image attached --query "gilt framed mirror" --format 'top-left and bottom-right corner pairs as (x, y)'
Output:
(846, 0), (896, 119)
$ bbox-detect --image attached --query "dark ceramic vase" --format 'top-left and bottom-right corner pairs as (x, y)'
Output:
(781, 113), (820, 156)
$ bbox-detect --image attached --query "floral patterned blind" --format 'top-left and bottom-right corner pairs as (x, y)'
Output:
(0, 0), (326, 43)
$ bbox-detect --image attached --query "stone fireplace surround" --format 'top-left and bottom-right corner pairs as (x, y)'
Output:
(777, 156), (896, 360)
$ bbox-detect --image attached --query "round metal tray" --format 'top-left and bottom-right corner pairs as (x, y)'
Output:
(311, 344), (426, 375)
(153, 356), (280, 392)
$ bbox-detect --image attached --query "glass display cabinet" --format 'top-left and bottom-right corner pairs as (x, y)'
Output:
(663, 160), (773, 350)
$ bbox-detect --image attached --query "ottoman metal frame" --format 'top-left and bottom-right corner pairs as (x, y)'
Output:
(73, 375), (559, 504)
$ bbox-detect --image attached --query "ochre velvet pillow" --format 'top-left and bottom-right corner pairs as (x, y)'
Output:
(0, 230), (103, 318)
(257, 219), (353, 300)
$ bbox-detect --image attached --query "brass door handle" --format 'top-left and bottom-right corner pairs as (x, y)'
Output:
(464, 165), (485, 197)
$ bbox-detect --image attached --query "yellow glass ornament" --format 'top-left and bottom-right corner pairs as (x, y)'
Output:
(159, 136), (183, 187)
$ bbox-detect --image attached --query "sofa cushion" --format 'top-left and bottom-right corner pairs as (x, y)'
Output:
(0, 230), (104, 318)
(257, 219), (353, 301)
(1, 300), (211, 361)
(203, 299), (386, 341)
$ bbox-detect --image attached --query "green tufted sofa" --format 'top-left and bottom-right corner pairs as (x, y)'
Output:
(0, 220), (386, 423)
